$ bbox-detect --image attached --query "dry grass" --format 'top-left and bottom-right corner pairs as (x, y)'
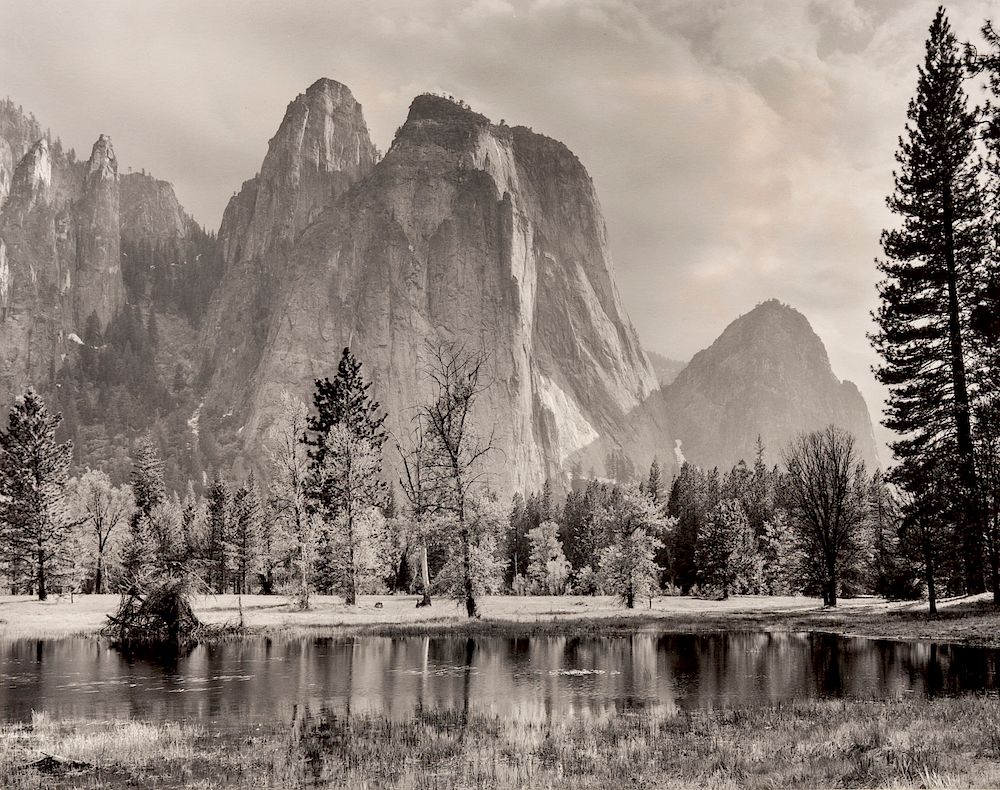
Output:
(2, 697), (1000, 788)
(0, 592), (997, 645)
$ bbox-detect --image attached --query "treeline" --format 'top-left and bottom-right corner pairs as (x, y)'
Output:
(0, 343), (925, 613)
(872, 7), (1000, 609)
(0, 344), (516, 616)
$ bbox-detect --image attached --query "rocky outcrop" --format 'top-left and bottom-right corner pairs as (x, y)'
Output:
(119, 172), (188, 241)
(202, 87), (671, 491)
(0, 136), (75, 408)
(216, 78), (377, 268)
(661, 299), (880, 471)
(201, 79), (377, 418)
(74, 135), (124, 327)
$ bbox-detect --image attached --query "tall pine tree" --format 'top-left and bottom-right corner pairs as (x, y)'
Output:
(0, 389), (74, 599)
(305, 348), (388, 604)
(872, 7), (987, 594)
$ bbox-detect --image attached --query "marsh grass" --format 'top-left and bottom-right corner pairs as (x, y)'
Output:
(3, 697), (1000, 788)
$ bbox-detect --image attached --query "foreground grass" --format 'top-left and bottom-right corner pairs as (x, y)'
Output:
(1, 592), (998, 646)
(3, 697), (1000, 788)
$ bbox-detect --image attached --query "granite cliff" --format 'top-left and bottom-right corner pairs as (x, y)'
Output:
(202, 82), (671, 490)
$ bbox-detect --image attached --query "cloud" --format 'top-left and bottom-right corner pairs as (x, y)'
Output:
(2, 0), (997, 460)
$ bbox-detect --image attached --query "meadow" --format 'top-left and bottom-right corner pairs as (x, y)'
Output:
(3, 697), (1000, 788)
(1, 591), (998, 645)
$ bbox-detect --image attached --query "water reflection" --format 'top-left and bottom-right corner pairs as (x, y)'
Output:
(0, 632), (997, 727)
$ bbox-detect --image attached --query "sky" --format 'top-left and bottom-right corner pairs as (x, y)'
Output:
(2, 0), (998, 460)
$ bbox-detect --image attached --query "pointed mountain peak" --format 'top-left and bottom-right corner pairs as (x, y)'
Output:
(267, 78), (373, 168)
(664, 300), (879, 470)
(86, 134), (117, 182)
(7, 137), (51, 208)
(214, 78), (377, 269)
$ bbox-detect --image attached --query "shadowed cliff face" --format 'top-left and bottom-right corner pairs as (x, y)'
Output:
(661, 299), (880, 471)
(203, 88), (671, 491)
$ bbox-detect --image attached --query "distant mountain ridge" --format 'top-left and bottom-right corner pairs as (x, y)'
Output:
(646, 350), (687, 387)
(661, 299), (880, 471)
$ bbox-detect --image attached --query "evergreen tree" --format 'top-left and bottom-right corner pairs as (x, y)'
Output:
(305, 347), (387, 467)
(646, 458), (663, 505)
(506, 492), (528, 582)
(122, 436), (166, 583)
(871, 7), (987, 594)
(0, 389), (74, 599)
(666, 463), (718, 592)
(131, 436), (165, 520)
(205, 476), (230, 593)
(526, 520), (571, 594)
(696, 498), (757, 599)
(231, 472), (262, 595)
(598, 484), (665, 608)
(305, 349), (388, 605)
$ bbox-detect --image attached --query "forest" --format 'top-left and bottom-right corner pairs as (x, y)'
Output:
(0, 344), (923, 619)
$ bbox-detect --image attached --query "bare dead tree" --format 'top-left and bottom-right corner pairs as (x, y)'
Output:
(267, 391), (314, 610)
(421, 341), (496, 618)
(397, 418), (435, 607)
(781, 425), (870, 607)
(70, 470), (134, 594)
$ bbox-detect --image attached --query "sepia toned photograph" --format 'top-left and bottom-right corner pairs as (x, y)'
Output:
(1, 1), (1000, 787)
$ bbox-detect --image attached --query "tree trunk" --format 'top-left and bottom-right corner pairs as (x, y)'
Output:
(36, 548), (46, 602)
(346, 504), (357, 606)
(926, 531), (938, 615)
(299, 541), (310, 611)
(95, 550), (104, 595)
(463, 521), (477, 618)
(927, 563), (937, 616)
(418, 544), (432, 608)
(626, 584), (635, 609)
(942, 182), (985, 595)
(990, 524), (999, 605)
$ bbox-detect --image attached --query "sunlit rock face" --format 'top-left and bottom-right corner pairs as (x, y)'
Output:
(0, 134), (78, 407)
(662, 299), (880, 471)
(74, 135), (125, 328)
(0, 110), (138, 407)
(202, 86), (673, 491)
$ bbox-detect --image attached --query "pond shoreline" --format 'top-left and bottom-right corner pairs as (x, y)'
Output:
(1, 592), (998, 647)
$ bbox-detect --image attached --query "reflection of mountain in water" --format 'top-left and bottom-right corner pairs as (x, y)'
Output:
(0, 632), (997, 727)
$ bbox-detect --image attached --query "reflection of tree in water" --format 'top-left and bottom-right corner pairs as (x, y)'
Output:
(9, 632), (1000, 733)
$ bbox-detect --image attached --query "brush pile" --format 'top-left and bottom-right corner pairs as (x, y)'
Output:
(103, 577), (202, 646)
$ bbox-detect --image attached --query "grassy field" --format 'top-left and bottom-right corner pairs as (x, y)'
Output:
(3, 697), (1000, 788)
(1, 591), (999, 645)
